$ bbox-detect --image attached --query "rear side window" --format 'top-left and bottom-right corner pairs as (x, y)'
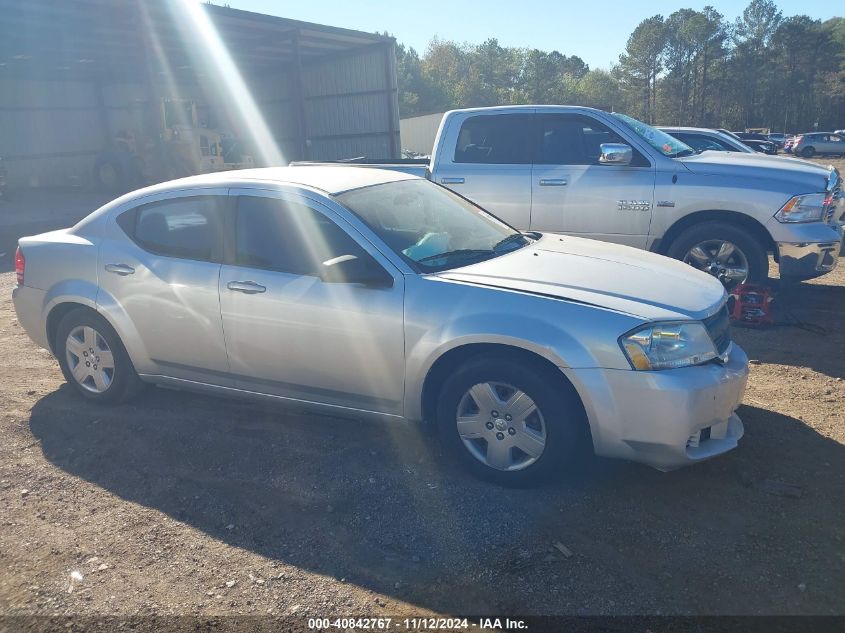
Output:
(117, 196), (225, 262)
(235, 196), (369, 276)
(676, 133), (731, 152)
(537, 114), (649, 166)
(454, 114), (533, 164)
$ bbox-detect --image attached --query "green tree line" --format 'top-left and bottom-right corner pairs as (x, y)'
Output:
(395, 0), (845, 132)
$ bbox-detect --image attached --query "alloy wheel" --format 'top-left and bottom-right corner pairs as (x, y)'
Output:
(455, 381), (547, 471)
(683, 239), (749, 286)
(65, 325), (115, 393)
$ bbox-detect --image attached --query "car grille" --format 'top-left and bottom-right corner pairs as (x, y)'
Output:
(703, 305), (731, 355)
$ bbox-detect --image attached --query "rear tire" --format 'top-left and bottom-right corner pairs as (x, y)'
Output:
(667, 221), (768, 286)
(435, 354), (587, 486)
(801, 146), (816, 158)
(56, 308), (145, 403)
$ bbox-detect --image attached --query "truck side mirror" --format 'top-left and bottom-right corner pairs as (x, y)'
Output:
(599, 143), (633, 166)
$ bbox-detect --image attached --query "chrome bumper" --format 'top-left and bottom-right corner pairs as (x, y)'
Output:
(777, 238), (841, 280)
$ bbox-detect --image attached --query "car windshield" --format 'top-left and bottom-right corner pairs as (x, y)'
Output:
(335, 179), (531, 272)
(613, 112), (695, 157)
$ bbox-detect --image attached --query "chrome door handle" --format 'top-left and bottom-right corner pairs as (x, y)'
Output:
(227, 280), (266, 294)
(539, 178), (568, 186)
(440, 177), (465, 184)
(104, 263), (135, 276)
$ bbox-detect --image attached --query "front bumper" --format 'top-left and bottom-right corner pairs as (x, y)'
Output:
(777, 238), (841, 279)
(565, 344), (749, 471)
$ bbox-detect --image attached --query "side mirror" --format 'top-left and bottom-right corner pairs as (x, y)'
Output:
(598, 143), (633, 166)
(320, 254), (394, 288)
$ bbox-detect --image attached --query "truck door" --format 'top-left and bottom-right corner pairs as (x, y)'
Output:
(530, 112), (656, 248)
(432, 111), (533, 229)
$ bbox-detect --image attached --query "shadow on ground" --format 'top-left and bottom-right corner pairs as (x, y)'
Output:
(732, 279), (845, 379)
(29, 385), (845, 615)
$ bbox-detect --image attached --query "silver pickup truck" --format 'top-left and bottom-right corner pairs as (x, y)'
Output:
(310, 106), (844, 285)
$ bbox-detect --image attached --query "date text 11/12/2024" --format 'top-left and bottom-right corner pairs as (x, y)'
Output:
(307, 617), (529, 630)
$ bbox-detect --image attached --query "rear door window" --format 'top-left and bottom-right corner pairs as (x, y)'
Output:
(117, 196), (225, 262)
(454, 114), (533, 164)
(674, 133), (726, 152)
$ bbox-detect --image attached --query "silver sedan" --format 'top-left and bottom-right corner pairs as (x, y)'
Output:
(12, 167), (748, 484)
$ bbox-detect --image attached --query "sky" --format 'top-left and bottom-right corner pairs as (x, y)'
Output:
(217, 0), (839, 70)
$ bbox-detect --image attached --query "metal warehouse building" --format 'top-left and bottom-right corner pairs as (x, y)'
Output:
(0, 0), (400, 188)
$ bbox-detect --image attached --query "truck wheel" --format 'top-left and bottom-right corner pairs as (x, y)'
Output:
(667, 222), (768, 287)
(801, 146), (815, 158)
(435, 354), (586, 486)
(94, 156), (125, 192)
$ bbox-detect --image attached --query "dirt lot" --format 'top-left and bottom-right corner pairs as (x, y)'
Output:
(1, 161), (844, 625)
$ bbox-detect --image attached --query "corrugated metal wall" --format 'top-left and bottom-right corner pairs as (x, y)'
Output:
(260, 45), (400, 162)
(399, 111), (446, 155)
(0, 78), (104, 187)
(304, 47), (399, 160)
(0, 46), (400, 188)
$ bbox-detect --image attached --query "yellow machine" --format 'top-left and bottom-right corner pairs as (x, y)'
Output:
(95, 98), (254, 191)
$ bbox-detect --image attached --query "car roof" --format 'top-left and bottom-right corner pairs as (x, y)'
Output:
(445, 104), (603, 115)
(72, 166), (421, 232)
(140, 166), (420, 196)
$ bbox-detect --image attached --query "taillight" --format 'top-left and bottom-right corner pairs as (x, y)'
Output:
(15, 246), (25, 286)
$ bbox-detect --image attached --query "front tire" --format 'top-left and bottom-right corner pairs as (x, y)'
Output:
(436, 354), (586, 486)
(56, 308), (144, 403)
(667, 221), (768, 287)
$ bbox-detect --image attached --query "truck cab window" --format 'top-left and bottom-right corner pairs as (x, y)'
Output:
(454, 114), (533, 164)
(537, 114), (649, 166)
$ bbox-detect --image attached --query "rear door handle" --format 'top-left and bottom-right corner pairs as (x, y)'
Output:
(539, 178), (568, 186)
(104, 263), (135, 276)
(227, 280), (266, 294)
(440, 177), (465, 184)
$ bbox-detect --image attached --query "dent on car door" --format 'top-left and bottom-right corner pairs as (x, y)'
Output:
(218, 191), (406, 415)
(530, 113), (656, 248)
(100, 191), (231, 383)
(434, 112), (534, 229)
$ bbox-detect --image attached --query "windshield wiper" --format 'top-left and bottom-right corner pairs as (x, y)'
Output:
(417, 249), (493, 264)
(492, 233), (529, 252)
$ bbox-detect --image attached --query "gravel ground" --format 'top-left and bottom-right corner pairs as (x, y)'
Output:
(1, 164), (844, 626)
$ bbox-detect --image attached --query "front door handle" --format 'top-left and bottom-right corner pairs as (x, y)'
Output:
(539, 178), (568, 186)
(227, 280), (266, 294)
(104, 263), (135, 276)
(440, 177), (465, 185)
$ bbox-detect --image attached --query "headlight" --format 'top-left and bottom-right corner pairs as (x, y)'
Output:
(620, 322), (718, 370)
(774, 193), (827, 223)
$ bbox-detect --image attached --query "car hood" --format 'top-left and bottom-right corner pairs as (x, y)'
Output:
(435, 234), (726, 321)
(678, 151), (831, 191)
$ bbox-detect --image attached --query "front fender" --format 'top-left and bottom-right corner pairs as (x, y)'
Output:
(402, 278), (639, 421)
(403, 324), (591, 423)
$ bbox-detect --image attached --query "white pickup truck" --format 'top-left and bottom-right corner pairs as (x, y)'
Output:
(300, 106), (844, 286)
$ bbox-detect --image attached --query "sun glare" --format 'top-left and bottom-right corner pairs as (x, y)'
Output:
(163, 0), (286, 167)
